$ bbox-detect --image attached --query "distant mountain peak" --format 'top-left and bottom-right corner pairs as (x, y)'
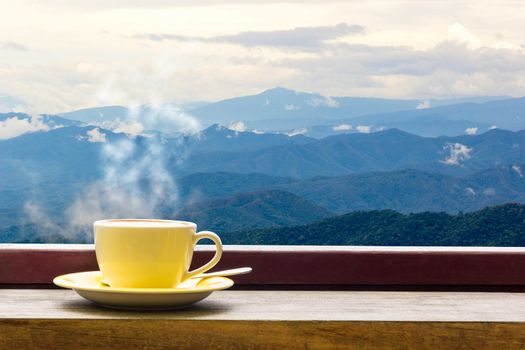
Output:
(376, 127), (417, 137)
(203, 123), (243, 133)
(261, 86), (298, 95)
(200, 124), (230, 137)
(200, 123), (258, 141)
(478, 127), (517, 139)
(202, 123), (275, 137)
(484, 127), (508, 134)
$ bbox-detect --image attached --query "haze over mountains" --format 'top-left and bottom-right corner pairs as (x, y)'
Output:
(1, 87), (525, 243)
(57, 87), (521, 137)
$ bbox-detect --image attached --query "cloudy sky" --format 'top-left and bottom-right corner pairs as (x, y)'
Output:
(1, 0), (524, 113)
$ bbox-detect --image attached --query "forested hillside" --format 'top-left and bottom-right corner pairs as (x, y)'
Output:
(221, 204), (525, 246)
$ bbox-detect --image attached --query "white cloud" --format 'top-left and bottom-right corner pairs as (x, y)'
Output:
(285, 104), (299, 110)
(483, 187), (496, 196)
(3, 4), (525, 111)
(465, 127), (478, 135)
(465, 187), (476, 195)
(440, 142), (472, 165)
(512, 165), (523, 177)
(309, 95), (340, 108)
(91, 120), (145, 136)
(229, 121), (247, 132)
(0, 41), (28, 51)
(333, 124), (352, 131)
(447, 22), (482, 49)
(356, 125), (371, 133)
(0, 115), (50, 140)
(416, 101), (431, 109)
(287, 127), (307, 136)
(279, 24), (525, 100)
(490, 41), (523, 50)
(3, 31), (525, 113)
(133, 23), (365, 49)
(86, 128), (107, 143)
(113, 121), (145, 136)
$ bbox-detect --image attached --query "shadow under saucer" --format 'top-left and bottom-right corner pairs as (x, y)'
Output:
(59, 296), (232, 317)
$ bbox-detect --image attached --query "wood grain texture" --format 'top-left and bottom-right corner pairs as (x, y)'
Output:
(2, 319), (525, 350)
(2, 290), (525, 349)
(4, 289), (525, 321)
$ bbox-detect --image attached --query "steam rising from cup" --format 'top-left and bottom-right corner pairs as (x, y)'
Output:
(68, 104), (200, 235)
(22, 65), (202, 241)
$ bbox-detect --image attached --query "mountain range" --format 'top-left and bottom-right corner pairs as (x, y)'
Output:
(55, 87), (522, 137)
(177, 128), (525, 178)
(187, 124), (312, 153)
(2, 122), (525, 230)
(172, 164), (525, 233)
(1, 88), (525, 243)
(3, 119), (524, 182)
(188, 87), (518, 136)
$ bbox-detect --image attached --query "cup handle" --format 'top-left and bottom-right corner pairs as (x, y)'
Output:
(184, 231), (223, 281)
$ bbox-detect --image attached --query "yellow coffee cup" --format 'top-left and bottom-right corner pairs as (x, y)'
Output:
(94, 219), (223, 288)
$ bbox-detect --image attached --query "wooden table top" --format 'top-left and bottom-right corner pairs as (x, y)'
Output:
(2, 289), (525, 349)
(1, 289), (525, 322)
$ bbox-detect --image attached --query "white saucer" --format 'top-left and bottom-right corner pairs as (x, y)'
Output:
(53, 271), (234, 310)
